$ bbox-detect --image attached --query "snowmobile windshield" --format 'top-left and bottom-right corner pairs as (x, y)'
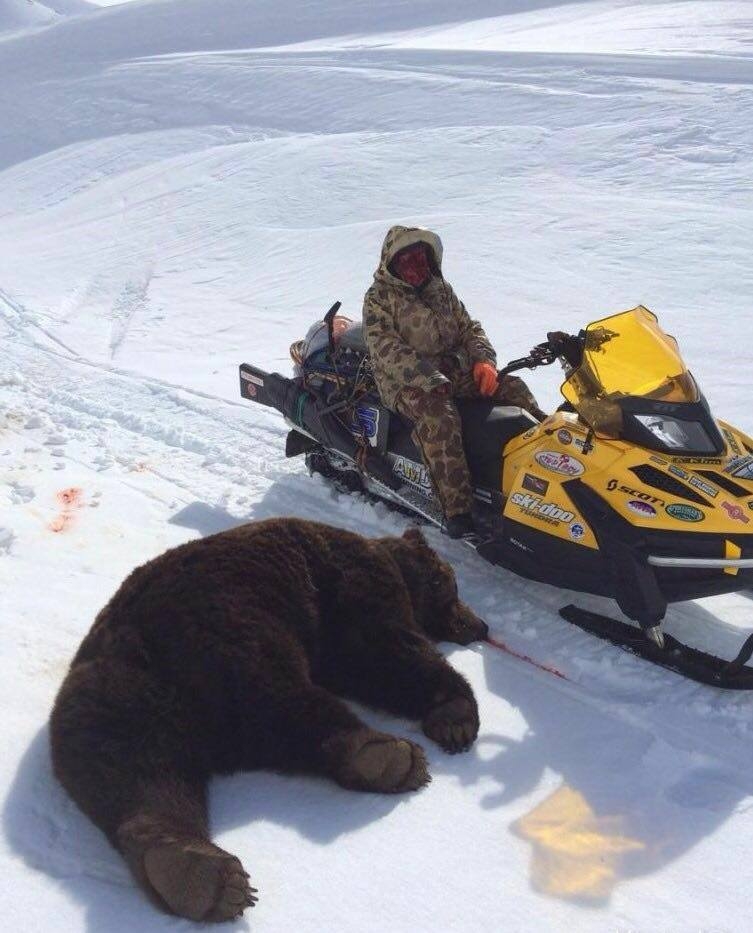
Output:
(561, 307), (699, 437)
(302, 315), (353, 361)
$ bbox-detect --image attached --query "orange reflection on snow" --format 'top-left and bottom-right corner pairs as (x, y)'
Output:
(513, 785), (644, 901)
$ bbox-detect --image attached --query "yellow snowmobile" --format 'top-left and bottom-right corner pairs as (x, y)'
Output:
(240, 305), (753, 687)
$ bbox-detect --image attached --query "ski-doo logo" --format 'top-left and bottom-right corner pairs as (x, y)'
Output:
(607, 480), (665, 507)
(722, 500), (750, 524)
(534, 451), (584, 477)
(393, 456), (432, 491)
(510, 492), (575, 525)
(666, 503), (704, 523)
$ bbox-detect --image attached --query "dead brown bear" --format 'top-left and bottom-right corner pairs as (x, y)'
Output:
(50, 518), (487, 923)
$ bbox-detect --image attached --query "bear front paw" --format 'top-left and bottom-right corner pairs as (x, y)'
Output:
(327, 729), (431, 794)
(422, 697), (479, 753)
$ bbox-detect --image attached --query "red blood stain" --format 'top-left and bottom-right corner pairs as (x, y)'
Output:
(486, 634), (568, 681)
(49, 487), (84, 533)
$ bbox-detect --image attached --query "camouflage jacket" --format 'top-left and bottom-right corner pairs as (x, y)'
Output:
(363, 225), (496, 410)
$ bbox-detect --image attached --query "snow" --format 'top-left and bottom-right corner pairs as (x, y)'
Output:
(2, 0), (753, 930)
(0, 0), (92, 33)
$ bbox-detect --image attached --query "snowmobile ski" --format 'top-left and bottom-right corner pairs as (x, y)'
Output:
(559, 605), (753, 689)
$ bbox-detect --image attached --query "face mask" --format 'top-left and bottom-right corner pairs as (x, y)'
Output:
(392, 244), (431, 287)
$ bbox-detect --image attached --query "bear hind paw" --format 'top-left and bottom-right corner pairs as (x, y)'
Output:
(143, 840), (257, 922)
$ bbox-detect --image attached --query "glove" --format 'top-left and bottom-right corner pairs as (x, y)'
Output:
(473, 361), (498, 397)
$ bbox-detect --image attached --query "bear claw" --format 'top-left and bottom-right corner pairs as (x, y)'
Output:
(423, 697), (479, 753)
(143, 840), (257, 922)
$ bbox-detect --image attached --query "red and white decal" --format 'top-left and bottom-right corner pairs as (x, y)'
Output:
(722, 500), (750, 524)
(534, 450), (584, 477)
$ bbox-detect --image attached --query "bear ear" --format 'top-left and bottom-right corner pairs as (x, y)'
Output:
(403, 526), (427, 547)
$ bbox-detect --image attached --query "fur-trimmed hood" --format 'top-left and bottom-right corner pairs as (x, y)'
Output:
(374, 225), (444, 286)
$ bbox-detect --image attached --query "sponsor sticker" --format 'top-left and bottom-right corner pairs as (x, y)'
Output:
(722, 500), (750, 525)
(666, 503), (704, 523)
(688, 475), (718, 498)
(241, 371), (264, 386)
(726, 455), (753, 480)
(393, 456), (432, 492)
(534, 450), (584, 477)
(510, 492), (575, 525)
(557, 429), (573, 446)
(627, 499), (657, 518)
(569, 522), (585, 540)
(650, 455), (668, 466)
(522, 473), (549, 495)
(669, 464), (689, 480)
(350, 405), (379, 445)
(672, 457), (723, 465)
(246, 382), (257, 397)
(606, 479), (665, 507)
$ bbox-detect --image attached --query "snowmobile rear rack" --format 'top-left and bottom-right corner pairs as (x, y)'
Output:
(560, 605), (753, 689)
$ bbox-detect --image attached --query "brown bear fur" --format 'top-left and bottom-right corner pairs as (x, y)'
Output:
(49, 518), (487, 923)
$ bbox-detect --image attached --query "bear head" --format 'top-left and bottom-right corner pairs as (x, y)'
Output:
(384, 528), (488, 645)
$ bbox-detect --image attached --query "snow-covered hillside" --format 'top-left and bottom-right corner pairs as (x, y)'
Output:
(0, 0), (92, 33)
(3, 2), (753, 931)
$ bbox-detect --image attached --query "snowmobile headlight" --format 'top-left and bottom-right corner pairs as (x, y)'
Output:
(633, 414), (716, 452)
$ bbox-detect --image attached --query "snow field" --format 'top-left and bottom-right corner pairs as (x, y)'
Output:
(3, 1), (753, 931)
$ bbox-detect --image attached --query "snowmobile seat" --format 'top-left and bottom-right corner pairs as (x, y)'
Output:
(456, 399), (538, 490)
(386, 398), (536, 491)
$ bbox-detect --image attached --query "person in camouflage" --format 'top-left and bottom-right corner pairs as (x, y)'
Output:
(363, 225), (543, 538)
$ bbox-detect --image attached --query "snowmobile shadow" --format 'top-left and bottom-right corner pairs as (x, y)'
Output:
(169, 471), (408, 541)
(466, 643), (753, 908)
(168, 500), (247, 537)
(4, 727), (406, 932)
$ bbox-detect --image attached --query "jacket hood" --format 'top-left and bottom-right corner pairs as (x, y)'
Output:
(375, 225), (444, 284)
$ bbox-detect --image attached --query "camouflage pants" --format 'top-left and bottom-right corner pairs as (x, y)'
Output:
(395, 371), (540, 518)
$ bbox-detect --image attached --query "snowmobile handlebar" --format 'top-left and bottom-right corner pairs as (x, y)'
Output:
(498, 331), (584, 377)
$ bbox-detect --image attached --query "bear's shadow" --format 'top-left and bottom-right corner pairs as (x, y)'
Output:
(3, 477), (422, 932)
(13, 472), (753, 927)
(159, 475), (753, 912)
(4, 722), (422, 933)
